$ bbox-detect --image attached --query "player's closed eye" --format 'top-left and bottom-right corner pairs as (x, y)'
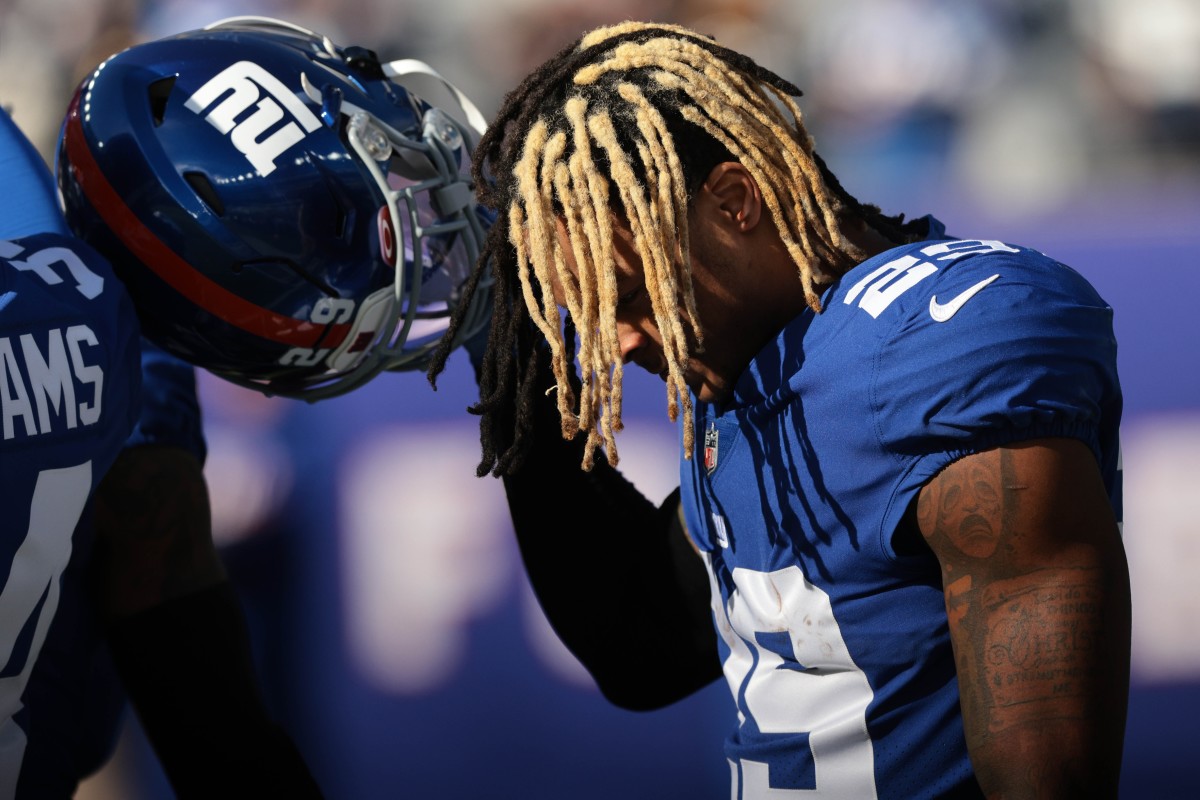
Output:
(617, 284), (645, 308)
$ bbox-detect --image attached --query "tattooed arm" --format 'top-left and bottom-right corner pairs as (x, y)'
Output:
(91, 445), (324, 798)
(915, 437), (1131, 799)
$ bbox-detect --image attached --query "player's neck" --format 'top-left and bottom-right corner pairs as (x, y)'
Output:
(809, 220), (899, 293)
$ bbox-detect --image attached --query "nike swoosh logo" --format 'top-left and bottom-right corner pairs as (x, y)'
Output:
(929, 274), (1000, 322)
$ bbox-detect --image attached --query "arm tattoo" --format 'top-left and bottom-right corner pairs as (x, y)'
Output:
(921, 443), (1108, 738)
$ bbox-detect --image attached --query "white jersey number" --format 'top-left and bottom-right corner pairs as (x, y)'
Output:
(843, 239), (1019, 318)
(709, 563), (878, 799)
(0, 462), (91, 800)
(0, 240), (105, 300)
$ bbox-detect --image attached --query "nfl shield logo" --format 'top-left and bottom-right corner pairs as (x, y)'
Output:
(704, 423), (719, 475)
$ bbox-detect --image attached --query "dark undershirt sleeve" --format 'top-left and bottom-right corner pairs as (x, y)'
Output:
(501, 374), (720, 710)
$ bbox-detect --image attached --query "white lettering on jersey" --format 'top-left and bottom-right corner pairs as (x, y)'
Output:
(185, 61), (322, 176)
(0, 240), (105, 299)
(0, 325), (104, 440)
(843, 254), (937, 319)
(19, 330), (77, 432)
(921, 239), (1019, 262)
(708, 561), (878, 798)
(0, 338), (36, 440)
(844, 240), (1020, 318)
(65, 325), (103, 426)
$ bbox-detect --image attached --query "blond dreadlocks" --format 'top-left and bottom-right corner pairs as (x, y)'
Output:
(428, 21), (927, 477)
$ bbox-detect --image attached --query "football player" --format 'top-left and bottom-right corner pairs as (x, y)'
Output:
(428, 21), (1131, 799)
(0, 104), (150, 799)
(1, 15), (490, 798)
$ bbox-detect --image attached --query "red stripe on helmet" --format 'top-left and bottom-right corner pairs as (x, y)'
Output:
(62, 96), (351, 350)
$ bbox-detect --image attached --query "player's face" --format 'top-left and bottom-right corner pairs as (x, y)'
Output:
(552, 214), (753, 404)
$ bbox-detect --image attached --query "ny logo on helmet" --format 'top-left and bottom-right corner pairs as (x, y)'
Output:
(185, 61), (321, 176)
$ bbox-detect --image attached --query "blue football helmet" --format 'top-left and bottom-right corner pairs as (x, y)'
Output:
(57, 16), (492, 399)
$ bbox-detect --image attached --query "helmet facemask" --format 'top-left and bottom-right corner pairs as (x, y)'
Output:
(284, 70), (491, 399)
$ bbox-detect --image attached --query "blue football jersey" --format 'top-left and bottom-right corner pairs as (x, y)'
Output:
(679, 220), (1122, 799)
(1, 105), (208, 797)
(0, 232), (142, 797)
(13, 337), (206, 800)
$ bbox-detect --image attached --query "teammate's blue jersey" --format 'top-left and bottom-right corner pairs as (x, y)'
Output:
(679, 219), (1122, 799)
(0, 105), (208, 797)
(0, 232), (142, 795)
(13, 338), (206, 800)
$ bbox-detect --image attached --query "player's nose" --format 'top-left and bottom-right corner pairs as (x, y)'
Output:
(618, 321), (660, 373)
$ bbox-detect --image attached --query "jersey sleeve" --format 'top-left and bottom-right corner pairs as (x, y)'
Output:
(875, 246), (1118, 455)
(0, 106), (66, 238)
(871, 245), (1122, 535)
(124, 338), (207, 465)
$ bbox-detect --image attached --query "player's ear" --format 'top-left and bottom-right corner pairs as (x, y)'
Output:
(698, 162), (762, 233)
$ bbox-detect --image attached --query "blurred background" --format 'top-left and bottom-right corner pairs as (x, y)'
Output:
(2, 0), (1198, 797)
